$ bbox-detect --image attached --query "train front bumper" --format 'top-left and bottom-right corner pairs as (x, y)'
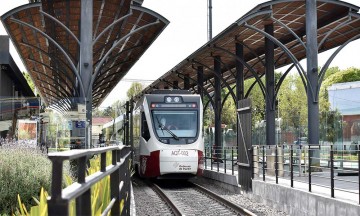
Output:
(159, 149), (199, 175)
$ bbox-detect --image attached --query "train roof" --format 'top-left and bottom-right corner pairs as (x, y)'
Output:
(149, 89), (192, 95)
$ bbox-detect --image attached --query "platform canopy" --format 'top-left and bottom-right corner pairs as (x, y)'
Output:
(2, 0), (168, 109)
(141, 0), (360, 97)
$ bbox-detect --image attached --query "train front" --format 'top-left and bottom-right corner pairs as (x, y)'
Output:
(144, 93), (204, 178)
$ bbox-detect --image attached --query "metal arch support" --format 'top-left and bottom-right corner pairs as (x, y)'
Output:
(93, 11), (133, 44)
(273, 41), (308, 92)
(39, 10), (80, 45)
(159, 79), (178, 89)
(243, 23), (316, 100)
(91, 20), (161, 90)
(318, 33), (360, 93)
(243, 23), (307, 76)
(176, 71), (215, 109)
(318, 15), (352, 49)
(274, 64), (296, 101)
(245, 73), (265, 98)
(270, 16), (307, 50)
(131, 5), (169, 25)
(221, 85), (236, 108)
(94, 44), (142, 68)
(37, 87), (71, 108)
(93, 61), (133, 89)
(34, 78), (72, 99)
(93, 84), (115, 98)
(235, 39), (266, 67)
(31, 68), (75, 98)
(19, 42), (75, 76)
(27, 58), (78, 96)
(9, 18), (85, 98)
(215, 55), (236, 82)
(213, 57), (237, 105)
(192, 59), (237, 103)
(203, 94), (214, 113)
(211, 45), (266, 98)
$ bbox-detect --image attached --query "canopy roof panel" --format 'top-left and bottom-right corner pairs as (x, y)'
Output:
(141, 0), (360, 96)
(2, 0), (168, 108)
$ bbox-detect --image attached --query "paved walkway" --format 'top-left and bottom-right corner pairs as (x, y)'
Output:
(204, 160), (360, 205)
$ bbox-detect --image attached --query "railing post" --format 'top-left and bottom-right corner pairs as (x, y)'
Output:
(211, 145), (213, 170)
(232, 148), (234, 175)
(290, 144), (293, 188)
(250, 147), (254, 179)
(217, 147), (220, 172)
(275, 145), (278, 184)
(120, 147), (130, 216)
(101, 152), (107, 172)
(330, 144), (334, 198)
(358, 144), (360, 204)
(48, 160), (68, 216)
(224, 148), (227, 173)
(76, 156), (91, 216)
(308, 145), (312, 192)
(111, 149), (120, 215)
(262, 145), (265, 181)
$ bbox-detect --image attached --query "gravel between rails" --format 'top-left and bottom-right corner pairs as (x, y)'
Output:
(132, 176), (288, 216)
(189, 177), (289, 216)
(132, 177), (174, 216)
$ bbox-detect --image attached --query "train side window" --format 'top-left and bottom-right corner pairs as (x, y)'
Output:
(141, 112), (150, 141)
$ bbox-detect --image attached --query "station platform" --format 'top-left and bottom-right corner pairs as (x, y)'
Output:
(203, 165), (360, 216)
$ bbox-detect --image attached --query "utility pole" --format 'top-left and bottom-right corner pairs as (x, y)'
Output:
(207, 0), (213, 41)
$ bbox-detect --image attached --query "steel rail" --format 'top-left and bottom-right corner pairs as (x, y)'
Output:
(147, 181), (183, 216)
(191, 182), (257, 216)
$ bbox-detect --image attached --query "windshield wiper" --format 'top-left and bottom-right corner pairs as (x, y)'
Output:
(156, 116), (179, 140)
(156, 116), (165, 135)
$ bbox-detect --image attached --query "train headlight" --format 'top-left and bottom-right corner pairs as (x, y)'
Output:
(166, 97), (172, 103)
(164, 96), (182, 103)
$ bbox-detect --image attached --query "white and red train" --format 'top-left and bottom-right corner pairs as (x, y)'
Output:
(132, 90), (204, 178)
(102, 90), (204, 178)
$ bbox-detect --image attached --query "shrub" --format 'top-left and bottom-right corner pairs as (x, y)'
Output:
(0, 145), (72, 215)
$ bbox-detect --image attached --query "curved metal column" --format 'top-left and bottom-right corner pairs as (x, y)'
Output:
(306, 0), (320, 176)
(265, 24), (276, 146)
(306, 0), (319, 152)
(80, 0), (93, 149)
(214, 56), (222, 159)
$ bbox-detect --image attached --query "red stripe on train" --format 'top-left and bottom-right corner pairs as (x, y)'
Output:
(140, 150), (160, 178)
(197, 150), (204, 176)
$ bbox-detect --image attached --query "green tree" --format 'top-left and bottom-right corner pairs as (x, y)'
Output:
(111, 100), (126, 117)
(126, 82), (144, 100)
(102, 106), (113, 117)
(221, 88), (236, 130)
(278, 73), (307, 131)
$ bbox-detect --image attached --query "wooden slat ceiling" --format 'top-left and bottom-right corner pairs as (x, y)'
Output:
(142, 0), (360, 96)
(1, 0), (168, 108)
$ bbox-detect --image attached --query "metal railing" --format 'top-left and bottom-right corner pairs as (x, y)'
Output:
(47, 145), (132, 215)
(204, 146), (237, 175)
(252, 144), (360, 204)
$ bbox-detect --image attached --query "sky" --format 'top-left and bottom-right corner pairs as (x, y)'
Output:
(1, 0), (360, 108)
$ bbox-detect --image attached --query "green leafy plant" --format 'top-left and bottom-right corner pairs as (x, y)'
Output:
(15, 150), (132, 215)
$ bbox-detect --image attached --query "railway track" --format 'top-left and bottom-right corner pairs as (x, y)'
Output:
(146, 180), (256, 216)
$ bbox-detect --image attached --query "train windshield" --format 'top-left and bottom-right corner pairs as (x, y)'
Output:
(152, 110), (198, 138)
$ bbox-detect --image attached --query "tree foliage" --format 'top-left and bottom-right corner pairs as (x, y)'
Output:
(126, 82), (144, 100)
